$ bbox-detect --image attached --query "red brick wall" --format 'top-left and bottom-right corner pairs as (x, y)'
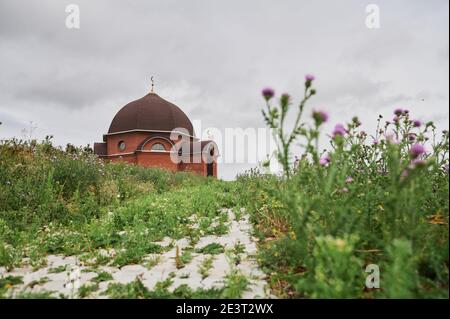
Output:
(100, 131), (217, 177)
(136, 152), (178, 171)
(106, 132), (150, 155)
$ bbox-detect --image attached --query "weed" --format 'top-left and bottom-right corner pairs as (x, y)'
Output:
(199, 256), (215, 279)
(91, 271), (113, 284)
(221, 269), (249, 299)
(196, 243), (225, 255)
(78, 283), (99, 298)
(48, 265), (68, 274)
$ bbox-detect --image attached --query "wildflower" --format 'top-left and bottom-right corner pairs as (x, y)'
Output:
(332, 124), (347, 138)
(262, 88), (275, 101)
(345, 176), (354, 184)
(372, 139), (380, 145)
(305, 74), (315, 88)
(408, 133), (417, 142)
(280, 93), (290, 106)
(394, 108), (404, 116)
(312, 110), (329, 126)
(341, 187), (349, 193)
(410, 143), (426, 159)
(352, 116), (362, 127)
(319, 155), (331, 166)
(413, 119), (422, 127)
(305, 74), (315, 82)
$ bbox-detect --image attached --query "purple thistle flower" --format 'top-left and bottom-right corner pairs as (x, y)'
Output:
(332, 124), (347, 138)
(319, 155), (331, 166)
(312, 110), (329, 126)
(305, 74), (315, 82)
(262, 87), (275, 100)
(410, 143), (426, 159)
(394, 108), (404, 116)
(413, 119), (422, 128)
(408, 133), (417, 142)
(372, 139), (380, 145)
(345, 176), (354, 184)
(393, 116), (400, 123)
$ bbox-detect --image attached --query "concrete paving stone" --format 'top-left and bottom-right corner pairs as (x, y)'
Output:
(1, 208), (272, 298)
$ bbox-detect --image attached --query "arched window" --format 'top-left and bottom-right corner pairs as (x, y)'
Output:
(151, 143), (166, 152)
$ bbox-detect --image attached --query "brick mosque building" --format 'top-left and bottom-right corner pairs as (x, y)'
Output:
(94, 86), (218, 177)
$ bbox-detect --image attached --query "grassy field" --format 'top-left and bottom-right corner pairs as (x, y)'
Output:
(1, 78), (448, 298)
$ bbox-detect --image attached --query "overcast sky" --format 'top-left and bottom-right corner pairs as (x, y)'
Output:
(0, 0), (448, 180)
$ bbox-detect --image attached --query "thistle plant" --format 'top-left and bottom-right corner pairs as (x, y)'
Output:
(261, 75), (317, 178)
(256, 75), (449, 298)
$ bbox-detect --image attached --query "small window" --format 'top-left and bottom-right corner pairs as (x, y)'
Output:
(151, 143), (166, 152)
(118, 141), (126, 151)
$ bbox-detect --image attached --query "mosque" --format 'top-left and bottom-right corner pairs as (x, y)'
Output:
(94, 81), (218, 177)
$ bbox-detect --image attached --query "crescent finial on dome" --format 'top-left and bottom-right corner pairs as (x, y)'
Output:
(150, 76), (155, 93)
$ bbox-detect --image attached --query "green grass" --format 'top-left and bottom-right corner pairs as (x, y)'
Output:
(78, 283), (99, 298)
(0, 139), (238, 272)
(221, 270), (249, 299)
(198, 256), (215, 279)
(26, 277), (49, 289)
(196, 243), (225, 255)
(0, 275), (23, 298)
(103, 277), (226, 299)
(91, 271), (113, 283)
(48, 265), (68, 274)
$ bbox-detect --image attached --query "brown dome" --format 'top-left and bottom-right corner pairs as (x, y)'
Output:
(108, 93), (194, 136)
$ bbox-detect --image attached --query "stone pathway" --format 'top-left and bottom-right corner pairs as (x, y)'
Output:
(0, 209), (272, 299)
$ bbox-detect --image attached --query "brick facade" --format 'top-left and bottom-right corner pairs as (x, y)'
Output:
(94, 92), (218, 177)
(96, 133), (218, 177)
